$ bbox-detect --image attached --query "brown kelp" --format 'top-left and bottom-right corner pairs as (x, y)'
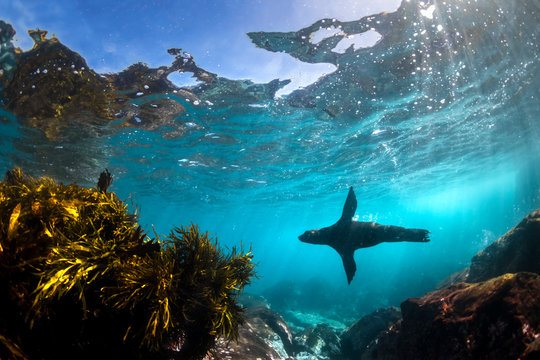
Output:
(0, 168), (256, 359)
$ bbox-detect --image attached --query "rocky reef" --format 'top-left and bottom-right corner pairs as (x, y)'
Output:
(344, 208), (540, 360)
(212, 306), (295, 360)
(363, 273), (540, 360)
(205, 207), (540, 359)
(437, 209), (540, 288)
(466, 209), (540, 283)
(340, 306), (401, 359)
(210, 305), (342, 360)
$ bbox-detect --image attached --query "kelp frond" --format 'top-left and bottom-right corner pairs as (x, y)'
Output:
(165, 224), (256, 340)
(0, 334), (28, 360)
(103, 244), (177, 350)
(103, 224), (257, 352)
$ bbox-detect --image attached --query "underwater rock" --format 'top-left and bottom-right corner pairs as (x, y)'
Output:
(247, 307), (296, 356)
(210, 334), (284, 360)
(120, 97), (187, 131)
(340, 306), (401, 359)
(246, 0), (436, 116)
(211, 306), (295, 360)
(440, 208), (540, 287)
(467, 208), (540, 282)
(294, 323), (341, 360)
(436, 268), (470, 289)
(283, 310), (349, 334)
(237, 293), (271, 309)
(363, 273), (540, 360)
(211, 306), (345, 360)
(107, 56), (215, 100)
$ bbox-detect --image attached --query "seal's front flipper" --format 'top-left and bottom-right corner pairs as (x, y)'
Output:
(339, 250), (357, 284)
(339, 187), (357, 224)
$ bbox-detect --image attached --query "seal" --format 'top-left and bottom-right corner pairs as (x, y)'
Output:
(299, 187), (430, 284)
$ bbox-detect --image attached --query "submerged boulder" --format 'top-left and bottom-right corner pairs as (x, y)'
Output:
(363, 273), (540, 360)
(294, 323), (341, 359)
(210, 305), (346, 359)
(439, 208), (540, 287)
(467, 209), (540, 282)
(210, 306), (295, 360)
(340, 306), (401, 359)
(237, 293), (271, 310)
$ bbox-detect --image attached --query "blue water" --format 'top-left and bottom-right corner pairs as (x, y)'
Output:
(1, 0), (539, 323)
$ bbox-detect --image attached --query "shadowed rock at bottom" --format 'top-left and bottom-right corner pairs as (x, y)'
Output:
(362, 272), (540, 360)
(340, 306), (401, 359)
(294, 323), (341, 359)
(208, 305), (347, 360)
(208, 306), (294, 360)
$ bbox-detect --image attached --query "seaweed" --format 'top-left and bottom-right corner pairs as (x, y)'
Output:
(97, 169), (113, 193)
(0, 167), (256, 359)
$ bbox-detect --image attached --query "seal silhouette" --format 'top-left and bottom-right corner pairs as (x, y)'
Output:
(299, 187), (430, 284)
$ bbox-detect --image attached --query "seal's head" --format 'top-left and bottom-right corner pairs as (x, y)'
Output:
(298, 228), (326, 244)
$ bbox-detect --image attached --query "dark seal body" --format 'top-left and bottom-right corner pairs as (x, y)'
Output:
(299, 187), (430, 284)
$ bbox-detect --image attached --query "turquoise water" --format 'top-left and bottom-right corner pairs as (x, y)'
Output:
(1, 0), (539, 323)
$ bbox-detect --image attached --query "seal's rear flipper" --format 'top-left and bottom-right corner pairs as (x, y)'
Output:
(339, 251), (357, 284)
(339, 187), (357, 224)
(406, 229), (431, 242)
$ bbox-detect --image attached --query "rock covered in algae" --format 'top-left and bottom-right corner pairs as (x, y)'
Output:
(341, 208), (540, 360)
(0, 167), (256, 360)
(339, 306), (401, 359)
(362, 273), (540, 360)
(438, 207), (540, 287)
(209, 306), (295, 360)
(467, 208), (540, 282)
